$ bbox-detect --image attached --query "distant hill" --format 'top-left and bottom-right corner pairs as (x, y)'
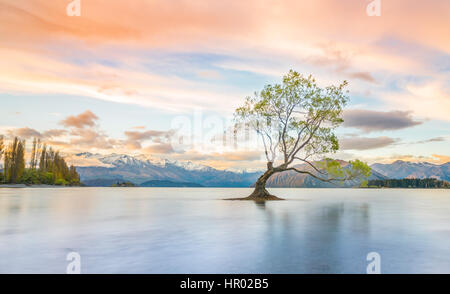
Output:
(113, 181), (136, 187)
(264, 160), (387, 188)
(140, 180), (203, 187)
(82, 178), (129, 187)
(371, 161), (450, 181)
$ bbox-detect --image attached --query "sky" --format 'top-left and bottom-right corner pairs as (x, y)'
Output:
(0, 0), (449, 170)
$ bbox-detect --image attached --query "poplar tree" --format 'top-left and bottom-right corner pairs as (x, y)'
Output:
(1, 137), (80, 185)
(0, 136), (4, 182)
(3, 137), (26, 183)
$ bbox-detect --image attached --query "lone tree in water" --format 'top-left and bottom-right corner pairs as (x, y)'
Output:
(234, 70), (371, 200)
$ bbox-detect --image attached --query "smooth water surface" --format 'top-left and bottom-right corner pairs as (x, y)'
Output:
(1, 188), (449, 273)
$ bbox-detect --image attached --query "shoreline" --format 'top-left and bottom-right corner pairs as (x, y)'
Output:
(0, 184), (81, 188)
(0, 184), (448, 189)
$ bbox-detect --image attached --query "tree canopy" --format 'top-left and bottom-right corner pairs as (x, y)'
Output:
(1, 136), (80, 186)
(234, 70), (371, 198)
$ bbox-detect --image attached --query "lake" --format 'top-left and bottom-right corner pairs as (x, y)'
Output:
(0, 187), (449, 273)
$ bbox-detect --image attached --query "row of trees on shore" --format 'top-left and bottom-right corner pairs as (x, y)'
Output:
(368, 178), (449, 188)
(0, 136), (80, 186)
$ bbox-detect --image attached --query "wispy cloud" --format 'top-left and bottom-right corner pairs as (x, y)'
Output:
(0, 0), (448, 113)
(415, 137), (447, 144)
(339, 136), (399, 150)
(124, 129), (174, 150)
(343, 109), (422, 132)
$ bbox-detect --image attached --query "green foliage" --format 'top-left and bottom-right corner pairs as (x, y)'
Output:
(3, 137), (26, 183)
(348, 159), (372, 180)
(54, 178), (69, 186)
(318, 159), (345, 178)
(235, 70), (349, 162)
(43, 172), (54, 185)
(0, 136), (3, 182)
(0, 135), (4, 163)
(234, 70), (371, 185)
(315, 158), (371, 185)
(20, 169), (40, 185)
(1, 136), (81, 186)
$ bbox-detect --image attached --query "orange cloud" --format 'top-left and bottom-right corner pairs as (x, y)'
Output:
(0, 0), (448, 114)
(1, 1), (448, 52)
(144, 143), (175, 154)
(431, 154), (450, 164)
(61, 110), (98, 128)
(373, 154), (450, 165)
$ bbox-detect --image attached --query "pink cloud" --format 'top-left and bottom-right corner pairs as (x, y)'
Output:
(61, 110), (98, 128)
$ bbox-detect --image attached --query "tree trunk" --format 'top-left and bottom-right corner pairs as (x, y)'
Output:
(249, 171), (274, 198)
(224, 162), (284, 201)
(247, 162), (281, 199)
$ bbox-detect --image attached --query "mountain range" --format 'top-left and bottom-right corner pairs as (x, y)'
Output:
(73, 153), (449, 187)
(371, 160), (450, 182)
(75, 153), (260, 187)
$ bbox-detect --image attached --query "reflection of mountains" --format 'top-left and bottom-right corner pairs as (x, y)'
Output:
(256, 201), (371, 273)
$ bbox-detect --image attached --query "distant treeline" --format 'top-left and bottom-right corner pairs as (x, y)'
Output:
(368, 178), (449, 188)
(112, 181), (136, 187)
(0, 136), (80, 186)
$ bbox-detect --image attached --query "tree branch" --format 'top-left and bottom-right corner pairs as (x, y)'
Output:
(285, 167), (340, 184)
(293, 157), (326, 175)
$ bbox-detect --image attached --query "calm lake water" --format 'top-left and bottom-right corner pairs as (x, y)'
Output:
(1, 187), (449, 273)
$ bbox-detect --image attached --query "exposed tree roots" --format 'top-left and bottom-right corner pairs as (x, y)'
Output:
(224, 188), (284, 201)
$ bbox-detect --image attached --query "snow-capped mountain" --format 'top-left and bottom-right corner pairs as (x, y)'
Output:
(73, 153), (449, 187)
(168, 160), (213, 172)
(74, 152), (212, 171)
(73, 152), (260, 187)
(371, 160), (450, 181)
(97, 154), (149, 168)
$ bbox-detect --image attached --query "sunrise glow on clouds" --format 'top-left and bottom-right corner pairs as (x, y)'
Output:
(0, 0), (449, 170)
